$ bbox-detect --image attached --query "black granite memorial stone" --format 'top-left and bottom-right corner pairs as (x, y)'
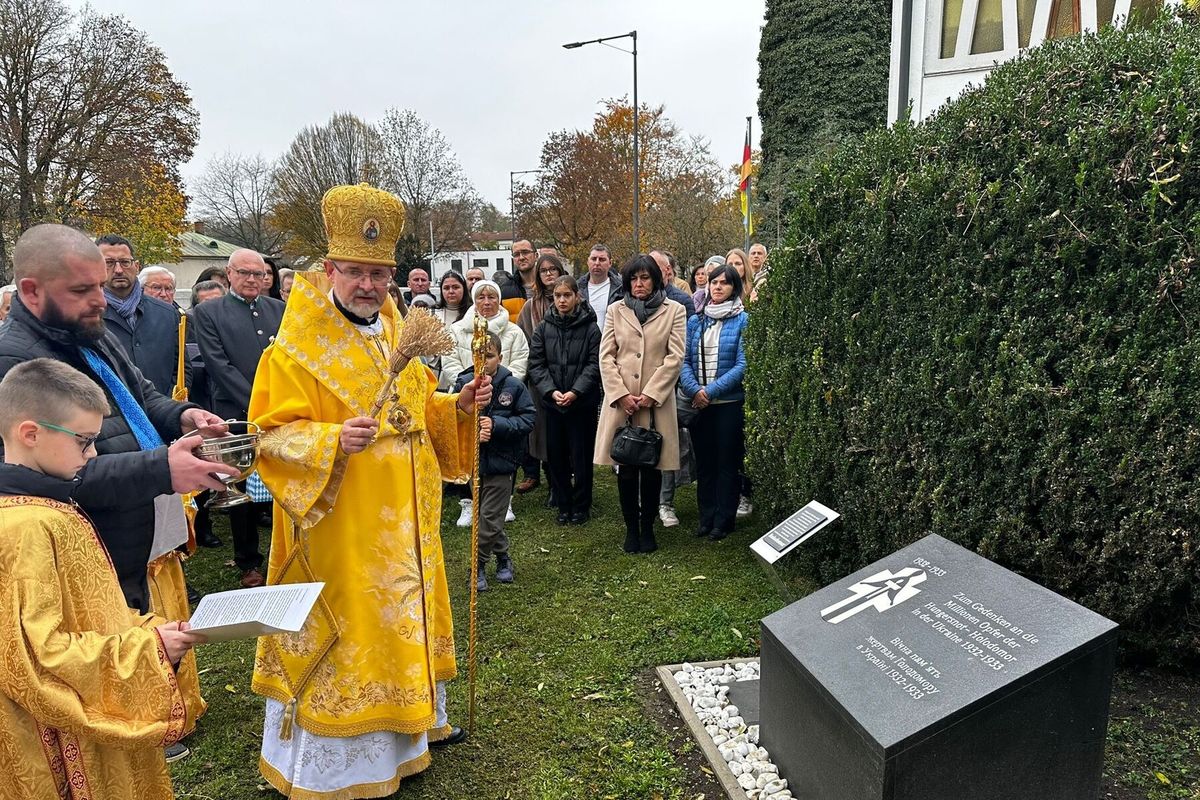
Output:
(760, 533), (1118, 800)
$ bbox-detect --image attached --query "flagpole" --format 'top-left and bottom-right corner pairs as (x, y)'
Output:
(744, 116), (753, 253)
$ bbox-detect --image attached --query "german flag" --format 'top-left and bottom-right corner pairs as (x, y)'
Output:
(739, 118), (754, 236)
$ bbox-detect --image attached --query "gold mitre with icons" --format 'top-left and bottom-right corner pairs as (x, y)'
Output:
(322, 183), (406, 267)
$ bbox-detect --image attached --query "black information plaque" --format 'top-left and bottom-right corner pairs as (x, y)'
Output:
(760, 534), (1118, 800)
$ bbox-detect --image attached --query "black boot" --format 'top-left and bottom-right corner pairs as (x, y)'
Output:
(623, 523), (640, 553)
(618, 473), (641, 553)
(639, 513), (658, 553)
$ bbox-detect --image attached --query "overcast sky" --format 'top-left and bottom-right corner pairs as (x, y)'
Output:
(68, 0), (766, 214)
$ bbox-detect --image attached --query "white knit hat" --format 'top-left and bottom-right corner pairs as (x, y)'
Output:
(471, 279), (501, 301)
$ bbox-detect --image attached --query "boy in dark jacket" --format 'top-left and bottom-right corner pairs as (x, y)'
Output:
(454, 332), (535, 591)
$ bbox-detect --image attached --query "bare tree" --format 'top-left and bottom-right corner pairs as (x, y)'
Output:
(191, 153), (285, 254)
(0, 0), (198, 275)
(377, 108), (478, 255)
(643, 135), (743, 267)
(271, 113), (383, 264)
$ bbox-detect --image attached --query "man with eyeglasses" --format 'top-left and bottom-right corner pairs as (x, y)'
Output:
(248, 184), (490, 797)
(95, 234), (184, 397)
(190, 249), (285, 588)
(139, 266), (179, 307)
(511, 238), (538, 298)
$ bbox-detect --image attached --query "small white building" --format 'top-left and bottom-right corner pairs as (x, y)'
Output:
(428, 249), (514, 283)
(889, 0), (1164, 123)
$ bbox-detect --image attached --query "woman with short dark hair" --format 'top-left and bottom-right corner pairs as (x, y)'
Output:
(594, 255), (687, 554)
(195, 266), (230, 290)
(679, 264), (749, 541)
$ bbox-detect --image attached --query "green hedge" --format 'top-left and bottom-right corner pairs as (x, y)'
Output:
(746, 13), (1200, 663)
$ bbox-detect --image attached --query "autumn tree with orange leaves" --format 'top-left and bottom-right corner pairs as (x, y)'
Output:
(514, 99), (742, 270)
(0, 0), (197, 279)
(79, 163), (187, 266)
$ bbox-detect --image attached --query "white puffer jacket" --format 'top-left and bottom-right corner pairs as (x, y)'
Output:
(440, 307), (530, 389)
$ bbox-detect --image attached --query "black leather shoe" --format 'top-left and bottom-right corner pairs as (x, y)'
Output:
(430, 726), (468, 747)
(196, 529), (222, 548)
(556, 512), (570, 525)
(164, 741), (190, 763)
(186, 584), (202, 605)
(569, 511), (589, 525)
(694, 527), (711, 538)
(708, 530), (730, 541)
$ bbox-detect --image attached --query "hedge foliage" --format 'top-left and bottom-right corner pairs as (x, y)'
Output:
(746, 14), (1200, 662)
(756, 0), (892, 235)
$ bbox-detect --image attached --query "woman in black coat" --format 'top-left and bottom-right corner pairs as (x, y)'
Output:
(528, 275), (602, 524)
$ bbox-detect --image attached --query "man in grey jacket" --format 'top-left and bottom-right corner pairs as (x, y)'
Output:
(0, 224), (236, 612)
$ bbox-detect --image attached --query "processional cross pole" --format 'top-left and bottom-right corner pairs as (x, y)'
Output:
(467, 311), (489, 736)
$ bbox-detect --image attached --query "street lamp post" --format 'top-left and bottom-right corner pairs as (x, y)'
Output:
(510, 169), (543, 244)
(563, 29), (639, 252)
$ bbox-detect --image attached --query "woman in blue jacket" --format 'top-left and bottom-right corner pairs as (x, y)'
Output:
(680, 264), (749, 541)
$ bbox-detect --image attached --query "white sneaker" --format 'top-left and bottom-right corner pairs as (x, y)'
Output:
(736, 496), (753, 518)
(658, 504), (679, 527)
(456, 498), (472, 528)
(505, 502), (516, 523)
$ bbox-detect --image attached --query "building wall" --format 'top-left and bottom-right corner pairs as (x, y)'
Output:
(429, 250), (513, 283)
(889, 0), (1162, 123)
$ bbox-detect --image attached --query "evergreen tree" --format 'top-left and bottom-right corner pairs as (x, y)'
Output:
(756, 0), (892, 239)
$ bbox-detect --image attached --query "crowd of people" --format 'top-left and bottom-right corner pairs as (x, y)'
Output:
(454, 238), (765, 570)
(0, 179), (769, 799)
(0, 231), (772, 592)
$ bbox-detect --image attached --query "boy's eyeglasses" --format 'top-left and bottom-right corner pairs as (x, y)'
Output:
(38, 421), (100, 452)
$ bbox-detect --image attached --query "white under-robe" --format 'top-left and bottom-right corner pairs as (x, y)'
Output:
(260, 683), (449, 798)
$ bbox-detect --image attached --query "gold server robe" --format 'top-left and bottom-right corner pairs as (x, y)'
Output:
(250, 273), (472, 740)
(0, 496), (190, 800)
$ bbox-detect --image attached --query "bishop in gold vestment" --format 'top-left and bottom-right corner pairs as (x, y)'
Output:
(250, 184), (482, 799)
(0, 492), (193, 800)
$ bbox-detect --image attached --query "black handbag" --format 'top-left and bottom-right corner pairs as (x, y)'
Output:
(610, 415), (663, 468)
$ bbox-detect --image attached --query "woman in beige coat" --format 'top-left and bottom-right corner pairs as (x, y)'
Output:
(594, 254), (687, 554)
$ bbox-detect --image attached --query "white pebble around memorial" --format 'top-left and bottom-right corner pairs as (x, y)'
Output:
(670, 660), (794, 800)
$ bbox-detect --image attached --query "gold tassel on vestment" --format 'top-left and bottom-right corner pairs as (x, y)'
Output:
(279, 696), (298, 741)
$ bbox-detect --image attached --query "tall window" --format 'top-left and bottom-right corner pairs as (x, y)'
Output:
(1048, 0), (1081, 39)
(940, 0), (1161, 60)
(972, 0), (1005, 54)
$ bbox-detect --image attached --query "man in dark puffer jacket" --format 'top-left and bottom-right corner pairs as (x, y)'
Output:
(0, 224), (237, 612)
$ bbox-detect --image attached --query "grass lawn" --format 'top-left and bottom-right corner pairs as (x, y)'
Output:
(170, 473), (1199, 800)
